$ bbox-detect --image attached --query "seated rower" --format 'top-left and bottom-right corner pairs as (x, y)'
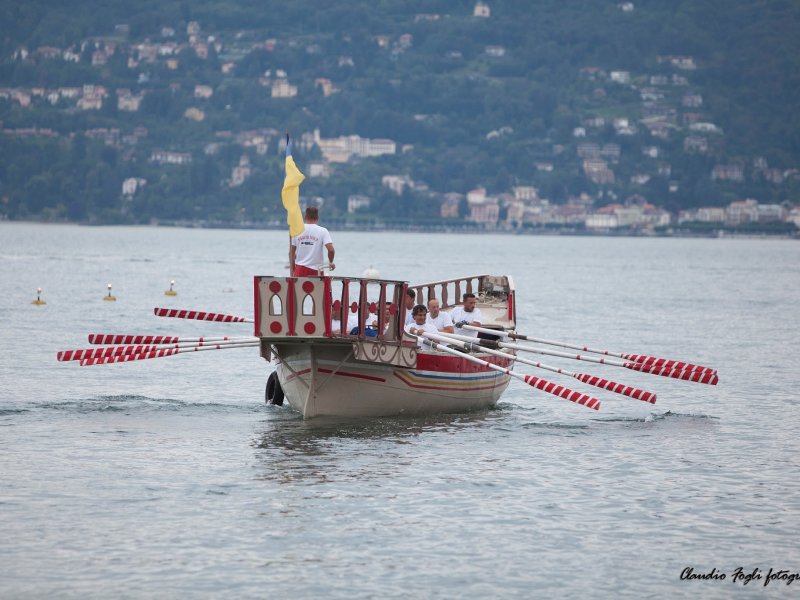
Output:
(403, 289), (417, 327)
(450, 292), (482, 337)
(426, 298), (454, 333)
(404, 304), (440, 349)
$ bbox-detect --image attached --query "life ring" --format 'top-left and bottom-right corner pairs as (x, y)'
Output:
(265, 371), (285, 406)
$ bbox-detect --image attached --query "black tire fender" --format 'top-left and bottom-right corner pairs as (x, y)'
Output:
(265, 371), (285, 406)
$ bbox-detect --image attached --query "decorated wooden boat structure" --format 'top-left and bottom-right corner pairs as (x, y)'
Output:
(57, 271), (719, 419)
(255, 274), (516, 418)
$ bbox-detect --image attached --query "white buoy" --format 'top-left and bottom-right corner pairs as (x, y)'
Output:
(362, 265), (381, 279)
(165, 279), (177, 296)
(31, 287), (46, 306)
(103, 283), (117, 302)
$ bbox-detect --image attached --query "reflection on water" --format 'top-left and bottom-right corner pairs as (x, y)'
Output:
(252, 408), (503, 484)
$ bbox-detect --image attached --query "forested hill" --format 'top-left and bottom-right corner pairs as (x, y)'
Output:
(1, 0), (798, 225)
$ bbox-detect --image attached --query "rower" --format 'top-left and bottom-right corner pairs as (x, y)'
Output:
(403, 289), (417, 327)
(451, 293), (482, 337)
(427, 298), (454, 333)
(405, 304), (439, 349)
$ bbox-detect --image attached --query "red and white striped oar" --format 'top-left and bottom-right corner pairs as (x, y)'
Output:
(59, 338), (258, 362)
(88, 333), (253, 345)
(625, 361), (719, 384)
(418, 333), (600, 410)
(431, 331), (655, 403)
(79, 340), (259, 366)
(460, 336), (718, 385)
(153, 307), (253, 323)
(461, 324), (716, 376)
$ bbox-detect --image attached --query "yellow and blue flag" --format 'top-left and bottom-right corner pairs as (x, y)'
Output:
(281, 135), (305, 237)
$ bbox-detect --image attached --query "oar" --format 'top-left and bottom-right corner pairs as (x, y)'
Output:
(88, 334), (255, 345)
(415, 333), (600, 411)
(453, 334), (718, 385)
(79, 341), (259, 366)
(461, 324), (716, 375)
(58, 338), (258, 362)
(153, 307), (254, 323)
(430, 331), (656, 404)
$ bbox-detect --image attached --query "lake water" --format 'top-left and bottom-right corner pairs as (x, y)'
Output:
(1, 223), (799, 598)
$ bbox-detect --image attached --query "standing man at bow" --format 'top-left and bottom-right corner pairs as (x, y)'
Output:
(290, 206), (336, 277)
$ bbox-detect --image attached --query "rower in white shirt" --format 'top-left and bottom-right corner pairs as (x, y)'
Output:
(450, 293), (482, 337)
(426, 298), (454, 333)
(405, 304), (440, 349)
(403, 289), (417, 327)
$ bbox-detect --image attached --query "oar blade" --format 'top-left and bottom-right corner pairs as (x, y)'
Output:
(621, 353), (716, 375)
(625, 361), (719, 385)
(81, 347), (177, 366)
(89, 334), (179, 345)
(575, 373), (656, 404)
(523, 375), (601, 410)
(59, 344), (166, 362)
(153, 307), (251, 323)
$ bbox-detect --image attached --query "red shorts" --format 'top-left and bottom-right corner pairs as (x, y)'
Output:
(293, 264), (323, 277)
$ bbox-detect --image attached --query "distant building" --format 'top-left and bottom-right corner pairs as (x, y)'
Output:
(229, 155), (251, 187)
(117, 92), (143, 112)
(440, 193), (462, 219)
(184, 107), (205, 121)
(583, 159), (615, 184)
(696, 207), (726, 223)
(725, 199), (758, 225)
(150, 150), (192, 165)
(194, 85), (214, 99)
(314, 78), (337, 97)
(467, 196), (499, 226)
(757, 204), (785, 222)
(683, 136), (709, 154)
(610, 71), (630, 84)
(347, 195), (371, 213)
(382, 175), (412, 195)
(513, 186), (538, 202)
(305, 129), (396, 163)
(271, 80), (298, 98)
(308, 161), (331, 178)
(711, 164), (744, 182)
(473, 2), (491, 17)
(122, 177), (146, 197)
(586, 212), (618, 229)
(77, 96), (102, 110)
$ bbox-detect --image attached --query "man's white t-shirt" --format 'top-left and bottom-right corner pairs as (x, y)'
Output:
(450, 305), (482, 337)
(291, 223), (332, 268)
(427, 311), (454, 331)
(404, 321), (440, 348)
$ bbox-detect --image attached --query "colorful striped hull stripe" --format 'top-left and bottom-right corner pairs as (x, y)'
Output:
(393, 369), (509, 393)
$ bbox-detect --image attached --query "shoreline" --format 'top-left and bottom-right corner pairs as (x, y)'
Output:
(1, 218), (797, 240)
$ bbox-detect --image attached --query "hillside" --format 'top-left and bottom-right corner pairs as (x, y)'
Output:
(1, 0), (798, 228)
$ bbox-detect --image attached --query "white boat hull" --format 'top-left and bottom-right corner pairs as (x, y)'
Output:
(275, 343), (511, 418)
